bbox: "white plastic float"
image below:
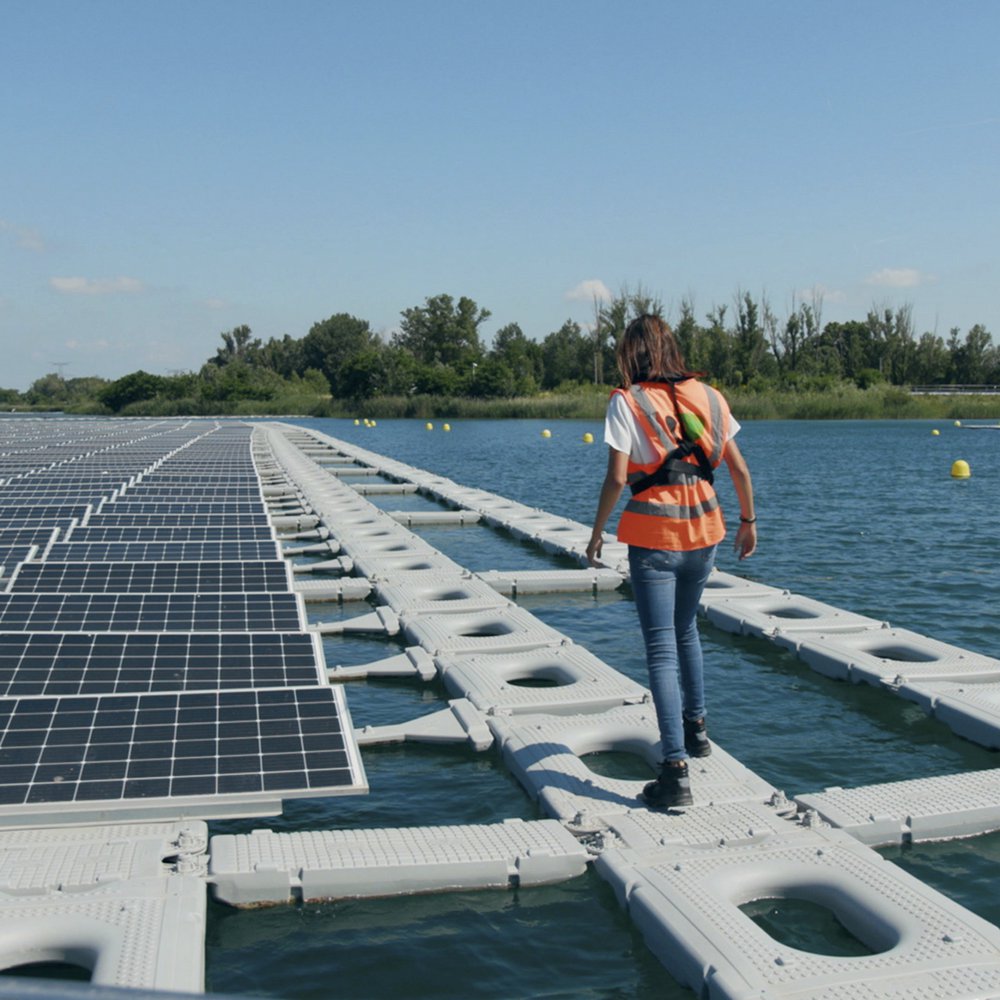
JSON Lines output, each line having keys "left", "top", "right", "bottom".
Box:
{"left": 400, "top": 606, "right": 568, "bottom": 657}
{"left": 487, "top": 705, "right": 780, "bottom": 833}
{"left": 704, "top": 590, "right": 886, "bottom": 639}
{"left": 0, "top": 822, "right": 207, "bottom": 992}
{"left": 209, "top": 819, "right": 590, "bottom": 907}
{"left": 795, "top": 768, "right": 1000, "bottom": 845}
{"left": 435, "top": 644, "right": 648, "bottom": 716}
{"left": 896, "top": 679, "right": 1000, "bottom": 749}
{"left": 793, "top": 627, "right": 1000, "bottom": 685}
{"left": 597, "top": 819, "right": 1000, "bottom": 1000}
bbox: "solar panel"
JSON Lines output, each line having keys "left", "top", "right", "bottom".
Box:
{"left": 0, "top": 686, "right": 359, "bottom": 814}
{"left": 0, "top": 593, "right": 303, "bottom": 632}
{"left": 45, "top": 541, "right": 281, "bottom": 563}
{"left": 0, "top": 546, "right": 32, "bottom": 572}
{"left": 87, "top": 513, "right": 271, "bottom": 527}
{"left": 0, "top": 632, "right": 323, "bottom": 696}
{"left": 11, "top": 561, "right": 291, "bottom": 594}
{"left": 0, "top": 516, "right": 78, "bottom": 529}
{"left": 0, "top": 416, "right": 370, "bottom": 822}
{"left": 61, "top": 526, "right": 274, "bottom": 544}
{"left": 0, "top": 528, "right": 57, "bottom": 547}
{"left": 123, "top": 488, "right": 262, "bottom": 498}
{"left": 0, "top": 504, "right": 92, "bottom": 520}
{"left": 106, "top": 502, "right": 264, "bottom": 515}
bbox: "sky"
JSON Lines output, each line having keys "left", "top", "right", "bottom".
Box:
{"left": 2, "top": 0, "right": 999, "bottom": 390}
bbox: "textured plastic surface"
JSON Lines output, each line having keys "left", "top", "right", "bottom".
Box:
{"left": 292, "top": 577, "right": 372, "bottom": 602}
{"left": 436, "top": 644, "right": 648, "bottom": 716}
{"left": 374, "top": 574, "right": 509, "bottom": 615}
{"left": 355, "top": 697, "right": 493, "bottom": 751}
{"left": 209, "top": 819, "right": 589, "bottom": 906}
{"left": 704, "top": 591, "right": 885, "bottom": 639}
{"left": 796, "top": 769, "right": 1000, "bottom": 845}
{"left": 401, "top": 606, "right": 567, "bottom": 656}
{"left": 597, "top": 822, "right": 1000, "bottom": 1000}
{"left": 794, "top": 627, "right": 1000, "bottom": 685}
{"left": 0, "top": 822, "right": 207, "bottom": 992}
{"left": 476, "top": 568, "right": 624, "bottom": 594}
{"left": 489, "top": 705, "right": 778, "bottom": 831}
{"left": 897, "top": 679, "right": 1000, "bottom": 750}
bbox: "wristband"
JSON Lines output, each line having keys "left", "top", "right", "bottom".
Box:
{"left": 739, "top": 516, "right": 757, "bottom": 524}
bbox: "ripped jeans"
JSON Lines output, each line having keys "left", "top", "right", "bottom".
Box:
{"left": 628, "top": 543, "right": 717, "bottom": 762}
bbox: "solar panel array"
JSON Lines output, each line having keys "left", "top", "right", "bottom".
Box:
{"left": 0, "top": 417, "right": 365, "bottom": 823}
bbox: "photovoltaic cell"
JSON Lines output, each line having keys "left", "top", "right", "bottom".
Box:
{"left": 0, "top": 632, "right": 322, "bottom": 696}
{"left": 0, "top": 686, "right": 359, "bottom": 813}
{"left": 0, "top": 593, "right": 303, "bottom": 632}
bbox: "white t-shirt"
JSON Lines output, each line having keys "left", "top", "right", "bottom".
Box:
{"left": 604, "top": 389, "right": 740, "bottom": 464}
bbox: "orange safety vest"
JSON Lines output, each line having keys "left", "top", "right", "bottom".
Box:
{"left": 614, "top": 379, "right": 732, "bottom": 551}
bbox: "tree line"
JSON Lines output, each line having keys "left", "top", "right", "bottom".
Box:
{"left": 5, "top": 287, "right": 998, "bottom": 414}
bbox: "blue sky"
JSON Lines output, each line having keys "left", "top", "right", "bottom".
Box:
{"left": 2, "top": 1, "right": 998, "bottom": 389}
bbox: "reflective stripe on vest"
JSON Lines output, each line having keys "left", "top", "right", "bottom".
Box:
{"left": 624, "top": 494, "right": 721, "bottom": 520}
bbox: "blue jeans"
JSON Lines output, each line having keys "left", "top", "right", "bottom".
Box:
{"left": 628, "top": 543, "right": 717, "bottom": 762}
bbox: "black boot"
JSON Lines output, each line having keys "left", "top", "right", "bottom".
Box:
{"left": 683, "top": 717, "right": 711, "bottom": 758}
{"left": 642, "top": 760, "right": 693, "bottom": 809}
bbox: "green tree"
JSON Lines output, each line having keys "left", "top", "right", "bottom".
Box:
{"left": 540, "top": 319, "right": 591, "bottom": 388}
{"left": 911, "top": 333, "right": 950, "bottom": 384}
{"left": 210, "top": 325, "right": 261, "bottom": 367}
{"left": 394, "top": 294, "right": 490, "bottom": 371}
{"left": 25, "top": 373, "right": 70, "bottom": 407}
{"left": 338, "top": 349, "right": 387, "bottom": 401}
{"left": 259, "top": 334, "right": 306, "bottom": 378}
{"left": 948, "top": 323, "right": 995, "bottom": 383}
{"left": 674, "top": 298, "right": 702, "bottom": 371}
{"left": 490, "top": 322, "right": 542, "bottom": 394}
{"left": 703, "top": 306, "right": 735, "bottom": 384}
{"left": 302, "top": 313, "right": 377, "bottom": 396}
{"left": 99, "top": 371, "right": 165, "bottom": 412}
{"left": 732, "top": 290, "right": 770, "bottom": 383}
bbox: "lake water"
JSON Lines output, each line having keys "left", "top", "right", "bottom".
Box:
{"left": 206, "top": 417, "right": 1000, "bottom": 999}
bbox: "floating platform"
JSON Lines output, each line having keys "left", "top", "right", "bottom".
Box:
{"left": 5, "top": 416, "right": 1000, "bottom": 1000}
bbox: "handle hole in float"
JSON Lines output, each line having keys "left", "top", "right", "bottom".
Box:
{"left": 740, "top": 897, "right": 881, "bottom": 957}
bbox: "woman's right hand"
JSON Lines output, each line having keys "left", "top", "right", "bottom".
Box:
{"left": 586, "top": 534, "right": 604, "bottom": 566}
{"left": 734, "top": 521, "right": 756, "bottom": 560}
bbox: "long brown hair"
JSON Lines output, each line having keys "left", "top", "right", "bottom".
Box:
{"left": 616, "top": 314, "right": 700, "bottom": 386}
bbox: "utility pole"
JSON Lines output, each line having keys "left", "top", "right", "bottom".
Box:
{"left": 51, "top": 362, "right": 68, "bottom": 378}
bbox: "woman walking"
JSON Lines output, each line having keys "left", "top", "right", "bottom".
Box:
{"left": 586, "top": 315, "right": 756, "bottom": 809}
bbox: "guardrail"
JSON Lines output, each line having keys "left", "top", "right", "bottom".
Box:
{"left": 909, "top": 384, "right": 1000, "bottom": 394}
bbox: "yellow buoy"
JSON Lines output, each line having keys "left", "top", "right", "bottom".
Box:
{"left": 931, "top": 429, "right": 940, "bottom": 436}
{"left": 954, "top": 420, "right": 962, "bottom": 427}
{"left": 425, "top": 422, "right": 433, "bottom": 431}
{"left": 541, "top": 429, "right": 552, "bottom": 438}
{"left": 443, "top": 423, "right": 451, "bottom": 432}
{"left": 354, "top": 418, "right": 360, "bottom": 426}
{"left": 370, "top": 420, "right": 377, "bottom": 427}
{"left": 951, "top": 459, "right": 971, "bottom": 479}
{"left": 582, "top": 432, "right": 594, "bottom": 444}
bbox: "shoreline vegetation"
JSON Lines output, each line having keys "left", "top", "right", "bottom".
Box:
{"left": 8, "top": 383, "right": 1000, "bottom": 422}
{"left": 5, "top": 288, "right": 1000, "bottom": 422}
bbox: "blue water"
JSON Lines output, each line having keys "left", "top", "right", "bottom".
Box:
{"left": 207, "top": 417, "right": 1000, "bottom": 998}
